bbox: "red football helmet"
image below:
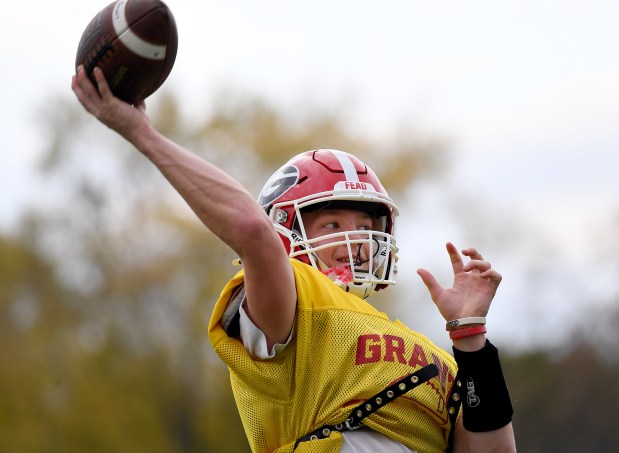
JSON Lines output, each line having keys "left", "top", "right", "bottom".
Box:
{"left": 258, "top": 149, "right": 399, "bottom": 299}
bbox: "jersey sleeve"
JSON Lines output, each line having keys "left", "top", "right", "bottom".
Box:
{"left": 239, "top": 300, "right": 296, "bottom": 359}
{"left": 222, "top": 283, "right": 296, "bottom": 359}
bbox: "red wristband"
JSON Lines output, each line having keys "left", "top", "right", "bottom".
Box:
{"left": 449, "top": 325, "right": 487, "bottom": 340}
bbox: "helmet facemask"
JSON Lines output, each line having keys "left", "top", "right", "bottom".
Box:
{"left": 272, "top": 195, "right": 399, "bottom": 299}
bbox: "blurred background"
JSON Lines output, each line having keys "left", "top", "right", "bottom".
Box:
{"left": 1, "top": 0, "right": 618, "bottom": 451}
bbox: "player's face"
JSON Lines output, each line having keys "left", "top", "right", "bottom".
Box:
{"left": 301, "top": 208, "right": 380, "bottom": 270}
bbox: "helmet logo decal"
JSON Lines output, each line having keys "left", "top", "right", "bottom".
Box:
{"left": 258, "top": 164, "right": 300, "bottom": 207}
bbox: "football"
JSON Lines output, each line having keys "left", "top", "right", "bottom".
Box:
{"left": 75, "top": 0, "right": 178, "bottom": 104}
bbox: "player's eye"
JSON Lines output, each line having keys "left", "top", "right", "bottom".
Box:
{"left": 323, "top": 222, "right": 340, "bottom": 229}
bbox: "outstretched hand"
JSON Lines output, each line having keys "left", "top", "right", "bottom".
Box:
{"left": 71, "top": 65, "right": 149, "bottom": 142}
{"left": 417, "top": 242, "right": 502, "bottom": 322}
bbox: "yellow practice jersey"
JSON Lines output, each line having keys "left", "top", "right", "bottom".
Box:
{"left": 209, "top": 259, "right": 458, "bottom": 453}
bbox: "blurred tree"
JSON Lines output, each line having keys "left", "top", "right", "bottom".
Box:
{"left": 0, "top": 87, "right": 447, "bottom": 451}
{"left": 0, "top": 230, "right": 77, "bottom": 451}
{"left": 4, "top": 82, "right": 618, "bottom": 451}
{"left": 5, "top": 81, "right": 618, "bottom": 451}
{"left": 502, "top": 340, "right": 619, "bottom": 452}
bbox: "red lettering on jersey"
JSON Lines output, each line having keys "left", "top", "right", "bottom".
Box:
{"left": 354, "top": 333, "right": 455, "bottom": 416}
{"left": 407, "top": 343, "right": 429, "bottom": 368}
{"left": 344, "top": 181, "right": 367, "bottom": 190}
{"left": 355, "top": 334, "right": 381, "bottom": 364}
{"left": 383, "top": 334, "right": 407, "bottom": 364}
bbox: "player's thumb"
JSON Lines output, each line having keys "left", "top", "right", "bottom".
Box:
{"left": 416, "top": 268, "right": 443, "bottom": 304}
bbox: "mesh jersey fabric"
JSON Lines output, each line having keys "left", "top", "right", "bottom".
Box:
{"left": 209, "top": 259, "right": 458, "bottom": 453}
{"left": 237, "top": 293, "right": 417, "bottom": 452}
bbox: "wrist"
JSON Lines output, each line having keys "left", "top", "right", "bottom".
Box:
{"left": 129, "top": 121, "right": 160, "bottom": 155}
{"left": 447, "top": 317, "right": 487, "bottom": 350}
{"left": 451, "top": 340, "right": 514, "bottom": 432}
{"left": 452, "top": 333, "right": 487, "bottom": 352}
{"left": 446, "top": 316, "right": 486, "bottom": 332}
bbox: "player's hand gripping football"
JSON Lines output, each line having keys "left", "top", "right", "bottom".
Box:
{"left": 72, "top": 65, "right": 150, "bottom": 143}
{"left": 417, "top": 242, "right": 502, "bottom": 324}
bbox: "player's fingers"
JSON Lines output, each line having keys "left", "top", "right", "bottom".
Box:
{"left": 480, "top": 268, "right": 502, "bottom": 284}
{"left": 72, "top": 67, "right": 99, "bottom": 112}
{"left": 462, "top": 247, "right": 483, "bottom": 261}
{"left": 461, "top": 248, "right": 490, "bottom": 274}
{"left": 75, "top": 66, "right": 94, "bottom": 93}
{"left": 463, "top": 259, "right": 492, "bottom": 273}
{"left": 75, "top": 66, "right": 101, "bottom": 100}
{"left": 71, "top": 74, "right": 83, "bottom": 97}
{"left": 92, "top": 67, "right": 113, "bottom": 99}
{"left": 446, "top": 242, "right": 464, "bottom": 273}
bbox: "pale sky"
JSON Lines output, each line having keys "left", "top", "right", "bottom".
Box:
{"left": 2, "top": 0, "right": 618, "bottom": 350}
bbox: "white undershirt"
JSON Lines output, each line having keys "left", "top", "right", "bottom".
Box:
{"left": 238, "top": 301, "right": 416, "bottom": 453}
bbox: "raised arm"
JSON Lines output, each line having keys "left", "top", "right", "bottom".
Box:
{"left": 71, "top": 66, "right": 296, "bottom": 346}
{"left": 417, "top": 242, "right": 516, "bottom": 452}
